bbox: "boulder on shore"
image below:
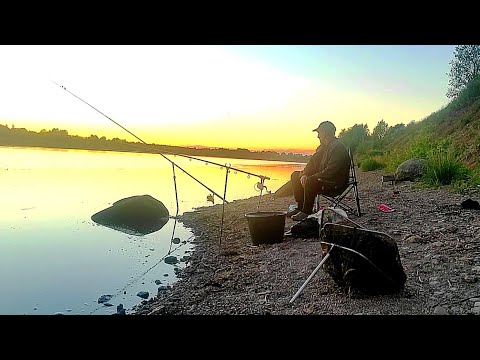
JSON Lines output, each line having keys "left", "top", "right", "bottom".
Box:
{"left": 395, "top": 158, "right": 427, "bottom": 182}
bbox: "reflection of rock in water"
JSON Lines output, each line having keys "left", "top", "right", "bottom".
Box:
{"left": 91, "top": 194, "right": 169, "bottom": 235}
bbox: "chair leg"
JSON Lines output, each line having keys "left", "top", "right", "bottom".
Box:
{"left": 319, "top": 186, "right": 362, "bottom": 217}
{"left": 355, "top": 191, "right": 361, "bottom": 217}
{"left": 353, "top": 186, "right": 361, "bottom": 217}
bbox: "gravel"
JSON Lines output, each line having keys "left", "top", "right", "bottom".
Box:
{"left": 132, "top": 169, "right": 480, "bottom": 315}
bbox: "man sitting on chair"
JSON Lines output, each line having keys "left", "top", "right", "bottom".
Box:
{"left": 289, "top": 121, "right": 351, "bottom": 221}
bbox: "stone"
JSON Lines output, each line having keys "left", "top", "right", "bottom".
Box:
{"left": 91, "top": 194, "right": 169, "bottom": 235}
{"left": 137, "top": 291, "right": 149, "bottom": 299}
{"left": 395, "top": 158, "right": 427, "bottom": 182}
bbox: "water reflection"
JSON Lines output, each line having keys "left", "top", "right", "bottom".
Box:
{"left": 0, "top": 146, "right": 302, "bottom": 315}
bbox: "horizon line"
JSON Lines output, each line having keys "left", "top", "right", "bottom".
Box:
{"left": 1, "top": 123, "right": 313, "bottom": 156}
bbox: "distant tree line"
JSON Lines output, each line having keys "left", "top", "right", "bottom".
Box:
{"left": 339, "top": 45, "right": 479, "bottom": 160}
{"left": 0, "top": 125, "right": 310, "bottom": 163}
{"left": 3, "top": 45, "right": 479, "bottom": 177}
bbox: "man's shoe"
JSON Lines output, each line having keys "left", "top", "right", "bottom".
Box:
{"left": 291, "top": 211, "right": 310, "bottom": 221}
{"left": 286, "top": 207, "right": 301, "bottom": 218}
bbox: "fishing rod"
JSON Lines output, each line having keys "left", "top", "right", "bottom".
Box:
{"left": 53, "top": 81, "right": 275, "bottom": 246}
{"left": 138, "top": 146, "right": 270, "bottom": 181}
{"left": 52, "top": 81, "right": 270, "bottom": 192}
{"left": 106, "top": 136, "right": 270, "bottom": 183}
{"left": 51, "top": 81, "right": 274, "bottom": 310}
{"left": 52, "top": 81, "right": 227, "bottom": 203}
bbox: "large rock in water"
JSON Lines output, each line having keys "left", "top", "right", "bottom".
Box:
{"left": 91, "top": 195, "right": 169, "bottom": 235}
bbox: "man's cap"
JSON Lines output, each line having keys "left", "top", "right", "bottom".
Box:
{"left": 312, "top": 121, "right": 336, "bottom": 133}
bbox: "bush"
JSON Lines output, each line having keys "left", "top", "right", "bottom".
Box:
{"left": 360, "top": 158, "right": 385, "bottom": 171}
{"left": 422, "top": 149, "right": 470, "bottom": 186}
{"left": 452, "top": 166, "right": 480, "bottom": 193}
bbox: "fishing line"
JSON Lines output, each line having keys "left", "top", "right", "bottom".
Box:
{"left": 52, "top": 81, "right": 223, "bottom": 313}
{"left": 219, "top": 165, "right": 230, "bottom": 245}
{"left": 167, "top": 163, "right": 180, "bottom": 255}
{"left": 50, "top": 81, "right": 278, "bottom": 313}
{"left": 88, "top": 233, "right": 195, "bottom": 315}
{"left": 53, "top": 81, "right": 274, "bottom": 248}
{"left": 52, "top": 81, "right": 227, "bottom": 205}
{"left": 52, "top": 81, "right": 270, "bottom": 201}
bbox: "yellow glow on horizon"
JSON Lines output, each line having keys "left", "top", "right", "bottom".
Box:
{"left": 1, "top": 46, "right": 451, "bottom": 155}
{"left": 8, "top": 80, "right": 446, "bottom": 155}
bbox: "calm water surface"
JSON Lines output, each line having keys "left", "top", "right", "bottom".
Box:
{"left": 0, "top": 146, "right": 302, "bottom": 315}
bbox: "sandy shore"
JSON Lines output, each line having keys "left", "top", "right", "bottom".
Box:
{"left": 133, "top": 169, "right": 480, "bottom": 315}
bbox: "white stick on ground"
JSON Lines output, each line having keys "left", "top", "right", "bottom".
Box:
{"left": 289, "top": 244, "right": 336, "bottom": 304}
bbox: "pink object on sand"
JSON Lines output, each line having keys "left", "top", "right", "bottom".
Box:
{"left": 377, "top": 203, "right": 395, "bottom": 213}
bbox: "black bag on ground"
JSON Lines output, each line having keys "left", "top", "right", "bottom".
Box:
{"left": 290, "top": 217, "right": 319, "bottom": 238}
{"left": 320, "top": 223, "right": 407, "bottom": 295}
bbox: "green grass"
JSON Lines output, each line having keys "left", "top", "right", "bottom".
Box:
{"left": 360, "top": 158, "right": 385, "bottom": 171}
{"left": 422, "top": 149, "right": 470, "bottom": 187}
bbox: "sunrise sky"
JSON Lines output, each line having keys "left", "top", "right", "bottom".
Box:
{"left": 0, "top": 45, "right": 455, "bottom": 154}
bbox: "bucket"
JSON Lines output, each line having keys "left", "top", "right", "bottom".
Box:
{"left": 245, "top": 211, "right": 287, "bottom": 245}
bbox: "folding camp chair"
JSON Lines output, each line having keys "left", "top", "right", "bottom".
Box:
{"left": 314, "top": 148, "right": 361, "bottom": 217}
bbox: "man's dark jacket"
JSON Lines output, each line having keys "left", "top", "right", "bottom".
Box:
{"left": 300, "top": 138, "right": 350, "bottom": 185}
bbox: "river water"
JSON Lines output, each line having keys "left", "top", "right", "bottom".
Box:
{"left": 0, "top": 146, "right": 303, "bottom": 315}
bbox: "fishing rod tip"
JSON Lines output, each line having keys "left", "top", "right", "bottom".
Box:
{"left": 51, "top": 80, "right": 66, "bottom": 90}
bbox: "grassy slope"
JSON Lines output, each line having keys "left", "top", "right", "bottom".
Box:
{"left": 383, "top": 79, "right": 480, "bottom": 170}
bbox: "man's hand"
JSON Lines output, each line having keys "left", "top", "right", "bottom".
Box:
{"left": 300, "top": 175, "right": 308, "bottom": 187}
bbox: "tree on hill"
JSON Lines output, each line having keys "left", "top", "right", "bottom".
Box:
{"left": 372, "top": 119, "right": 388, "bottom": 141}
{"left": 446, "top": 45, "right": 480, "bottom": 99}
{"left": 338, "top": 123, "right": 369, "bottom": 154}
